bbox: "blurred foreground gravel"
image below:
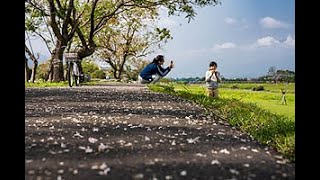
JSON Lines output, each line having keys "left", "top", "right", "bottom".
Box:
{"left": 25, "top": 84, "right": 295, "bottom": 180}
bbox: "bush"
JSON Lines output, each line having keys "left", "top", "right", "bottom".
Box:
{"left": 231, "top": 85, "right": 239, "bottom": 89}
{"left": 91, "top": 70, "right": 106, "bottom": 79}
{"left": 252, "top": 85, "right": 264, "bottom": 91}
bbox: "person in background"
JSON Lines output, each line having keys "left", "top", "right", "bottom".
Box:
{"left": 138, "top": 55, "right": 174, "bottom": 84}
{"left": 205, "top": 61, "right": 222, "bottom": 98}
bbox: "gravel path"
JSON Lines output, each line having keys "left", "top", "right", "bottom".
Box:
{"left": 25, "top": 84, "right": 295, "bottom": 180}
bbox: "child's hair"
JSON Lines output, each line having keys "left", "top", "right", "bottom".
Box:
{"left": 209, "top": 61, "right": 217, "bottom": 67}
{"left": 152, "top": 55, "right": 164, "bottom": 64}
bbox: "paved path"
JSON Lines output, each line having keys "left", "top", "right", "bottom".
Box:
{"left": 25, "top": 84, "right": 295, "bottom": 180}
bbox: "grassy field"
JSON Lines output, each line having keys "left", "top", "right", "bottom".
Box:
{"left": 174, "top": 83, "right": 295, "bottom": 120}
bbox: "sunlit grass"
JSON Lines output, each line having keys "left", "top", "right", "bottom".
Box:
{"left": 220, "top": 82, "right": 295, "bottom": 93}
{"left": 149, "top": 83, "right": 295, "bottom": 162}
{"left": 220, "top": 89, "right": 295, "bottom": 120}
{"left": 25, "top": 81, "right": 69, "bottom": 87}
{"left": 25, "top": 79, "right": 102, "bottom": 87}
{"left": 173, "top": 83, "right": 295, "bottom": 120}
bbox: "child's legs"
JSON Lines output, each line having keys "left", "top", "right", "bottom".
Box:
{"left": 207, "top": 88, "right": 214, "bottom": 97}
{"left": 213, "top": 88, "right": 219, "bottom": 98}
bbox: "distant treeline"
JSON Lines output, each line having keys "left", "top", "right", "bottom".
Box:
{"left": 172, "top": 69, "right": 295, "bottom": 84}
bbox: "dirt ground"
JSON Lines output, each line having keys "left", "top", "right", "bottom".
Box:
{"left": 25, "top": 84, "right": 295, "bottom": 180}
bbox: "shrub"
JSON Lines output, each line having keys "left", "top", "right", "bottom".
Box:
{"left": 231, "top": 85, "right": 239, "bottom": 89}
{"left": 252, "top": 85, "right": 264, "bottom": 91}
{"left": 91, "top": 70, "right": 106, "bottom": 79}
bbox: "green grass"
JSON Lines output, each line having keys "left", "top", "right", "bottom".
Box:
{"left": 220, "top": 82, "right": 295, "bottom": 93}
{"left": 174, "top": 83, "right": 295, "bottom": 120}
{"left": 25, "top": 79, "right": 101, "bottom": 87}
{"left": 25, "top": 81, "right": 69, "bottom": 87}
{"left": 220, "top": 89, "right": 294, "bottom": 119}
{"left": 148, "top": 83, "right": 295, "bottom": 162}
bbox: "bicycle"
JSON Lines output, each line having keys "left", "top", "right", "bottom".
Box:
{"left": 64, "top": 52, "right": 82, "bottom": 87}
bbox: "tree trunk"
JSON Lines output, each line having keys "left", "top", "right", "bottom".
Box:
{"left": 52, "top": 53, "right": 64, "bottom": 82}
{"left": 25, "top": 57, "right": 30, "bottom": 82}
{"left": 52, "top": 43, "right": 67, "bottom": 82}
{"left": 116, "top": 69, "right": 122, "bottom": 80}
{"left": 118, "top": 57, "right": 127, "bottom": 80}
{"left": 25, "top": 45, "right": 39, "bottom": 82}
{"left": 113, "top": 70, "right": 118, "bottom": 79}
{"left": 45, "top": 60, "right": 53, "bottom": 82}
{"left": 30, "top": 60, "right": 38, "bottom": 83}
{"left": 45, "top": 55, "right": 54, "bottom": 82}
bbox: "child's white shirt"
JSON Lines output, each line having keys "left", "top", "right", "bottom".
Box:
{"left": 205, "top": 70, "right": 221, "bottom": 89}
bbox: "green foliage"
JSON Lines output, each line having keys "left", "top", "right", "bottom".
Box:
{"left": 36, "top": 60, "right": 50, "bottom": 80}
{"left": 155, "top": 28, "right": 172, "bottom": 42}
{"left": 148, "top": 83, "right": 295, "bottom": 162}
{"left": 82, "top": 60, "right": 100, "bottom": 73}
{"left": 81, "top": 60, "right": 106, "bottom": 79}
{"left": 91, "top": 70, "right": 106, "bottom": 79}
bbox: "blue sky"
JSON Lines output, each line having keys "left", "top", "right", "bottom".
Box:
{"left": 152, "top": 0, "right": 295, "bottom": 79}
{"left": 27, "top": 0, "right": 295, "bottom": 79}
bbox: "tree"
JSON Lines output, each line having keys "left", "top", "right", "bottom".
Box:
{"left": 267, "top": 66, "right": 277, "bottom": 82}
{"left": 73, "top": 0, "right": 221, "bottom": 61}
{"left": 275, "top": 70, "right": 295, "bottom": 83}
{"left": 261, "top": 67, "right": 295, "bottom": 83}
{"left": 95, "top": 8, "right": 170, "bottom": 79}
{"left": 26, "top": 0, "right": 80, "bottom": 82}
{"left": 25, "top": 56, "right": 30, "bottom": 82}
{"left": 81, "top": 59, "right": 106, "bottom": 79}
{"left": 36, "top": 60, "right": 51, "bottom": 80}
{"left": 124, "top": 58, "right": 151, "bottom": 81}
{"left": 26, "top": 0, "right": 221, "bottom": 82}
{"left": 25, "top": 44, "right": 39, "bottom": 83}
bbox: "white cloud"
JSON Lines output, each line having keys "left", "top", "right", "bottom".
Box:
{"left": 259, "top": 17, "right": 289, "bottom": 28}
{"left": 256, "top": 36, "right": 280, "bottom": 47}
{"left": 283, "top": 34, "right": 295, "bottom": 47}
{"left": 251, "top": 35, "right": 295, "bottom": 48}
{"left": 213, "top": 42, "right": 237, "bottom": 50}
{"left": 224, "top": 17, "right": 237, "bottom": 24}
{"left": 185, "top": 35, "right": 293, "bottom": 56}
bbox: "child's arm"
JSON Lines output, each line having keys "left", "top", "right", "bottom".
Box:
{"left": 215, "top": 71, "right": 222, "bottom": 83}
{"left": 205, "top": 71, "right": 213, "bottom": 82}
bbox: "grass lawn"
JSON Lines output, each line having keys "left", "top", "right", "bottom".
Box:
{"left": 173, "top": 83, "right": 295, "bottom": 120}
